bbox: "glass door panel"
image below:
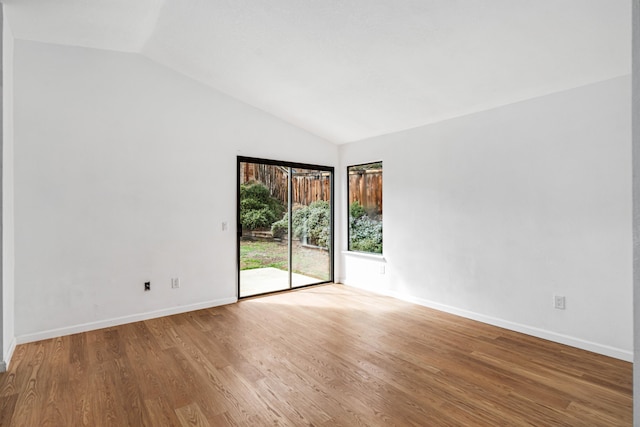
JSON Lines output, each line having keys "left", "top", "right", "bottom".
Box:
{"left": 290, "top": 168, "right": 332, "bottom": 287}
{"left": 239, "top": 161, "right": 290, "bottom": 297}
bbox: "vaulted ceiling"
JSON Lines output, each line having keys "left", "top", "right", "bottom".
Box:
{"left": 4, "top": 0, "right": 631, "bottom": 143}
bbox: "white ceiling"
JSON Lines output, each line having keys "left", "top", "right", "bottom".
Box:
{"left": 5, "top": 0, "right": 631, "bottom": 143}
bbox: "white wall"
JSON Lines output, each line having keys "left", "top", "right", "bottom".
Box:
{"left": 2, "top": 10, "right": 15, "bottom": 370}
{"left": 340, "top": 76, "right": 632, "bottom": 361}
{"left": 13, "top": 40, "right": 338, "bottom": 341}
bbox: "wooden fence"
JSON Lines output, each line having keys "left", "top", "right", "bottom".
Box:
{"left": 241, "top": 163, "right": 289, "bottom": 202}
{"left": 240, "top": 162, "right": 331, "bottom": 206}
{"left": 348, "top": 169, "right": 382, "bottom": 216}
{"left": 240, "top": 162, "right": 382, "bottom": 214}
{"left": 291, "top": 172, "right": 331, "bottom": 206}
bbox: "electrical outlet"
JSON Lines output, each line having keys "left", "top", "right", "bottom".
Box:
{"left": 144, "top": 282, "right": 151, "bottom": 291}
{"left": 554, "top": 295, "right": 565, "bottom": 310}
{"left": 222, "top": 222, "right": 228, "bottom": 231}
{"left": 171, "top": 277, "right": 180, "bottom": 289}
{"left": 379, "top": 265, "right": 385, "bottom": 274}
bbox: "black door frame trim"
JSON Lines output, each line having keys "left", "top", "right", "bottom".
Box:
{"left": 237, "top": 156, "right": 335, "bottom": 299}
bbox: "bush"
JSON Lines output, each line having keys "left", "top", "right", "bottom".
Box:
{"left": 271, "top": 200, "right": 330, "bottom": 248}
{"left": 349, "top": 211, "right": 382, "bottom": 254}
{"left": 302, "top": 201, "right": 330, "bottom": 248}
{"left": 350, "top": 201, "right": 367, "bottom": 220}
{"left": 240, "top": 182, "right": 284, "bottom": 230}
{"left": 271, "top": 216, "right": 288, "bottom": 239}
{"left": 241, "top": 208, "right": 273, "bottom": 230}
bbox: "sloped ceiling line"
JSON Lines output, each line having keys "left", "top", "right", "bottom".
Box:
{"left": 5, "top": 0, "right": 631, "bottom": 144}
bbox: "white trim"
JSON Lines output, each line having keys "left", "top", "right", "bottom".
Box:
{"left": 0, "top": 337, "right": 16, "bottom": 372}
{"left": 341, "top": 250, "right": 386, "bottom": 261}
{"left": 343, "top": 282, "right": 633, "bottom": 362}
{"left": 16, "top": 297, "right": 237, "bottom": 345}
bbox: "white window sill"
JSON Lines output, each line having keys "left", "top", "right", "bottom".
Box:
{"left": 342, "top": 251, "right": 386, "bottom": 262}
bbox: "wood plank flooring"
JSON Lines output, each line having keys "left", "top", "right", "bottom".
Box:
{"left": 0, "top": 284, "right": 632, "bottom": 426}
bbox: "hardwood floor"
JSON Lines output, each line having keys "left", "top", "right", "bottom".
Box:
{"left": 0, "top": 284, "right": 632, "bottom": 426}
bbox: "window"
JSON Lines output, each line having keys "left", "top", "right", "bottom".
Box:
{"left": 348, "top": 162, "right": 382, "bottom": 254}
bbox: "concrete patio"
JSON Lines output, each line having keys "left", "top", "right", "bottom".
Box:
{"left": 240, "top": 267, "right": 325, "bottom": 297}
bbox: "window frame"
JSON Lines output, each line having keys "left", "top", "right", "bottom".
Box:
{"left": 347, "top": 161, "right": 383, "bottom": 255}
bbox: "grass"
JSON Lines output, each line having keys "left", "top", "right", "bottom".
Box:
{"left": 240, "top": 239, "right": 330, "bottom": 280}
{"left": 240, "top": 240, "right": 288, "bottom": 271}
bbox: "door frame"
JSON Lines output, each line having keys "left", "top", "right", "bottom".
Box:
{"left": 237, "top": 156, "right": 335, "bottom": 299}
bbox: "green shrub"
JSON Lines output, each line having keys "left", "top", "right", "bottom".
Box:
{"left": 350, "top": 214, "right": 382, "bottom": 254}
{"left": 303, "top": 201, "right": 330, "bottom": 248}
{"left": 271, "top": 216, "right": 288, "bottom": 239}
{"left": 349, "top": 201, "right": 367, "bottom": 220}
{"left": 241, "top": 208, "right": 273, "bottom": 230}
{"left": 271, "top": 200, "right": 330, "bottom": 248}
{"left": 240, "top": 182, "right": 284, "bottom": 230}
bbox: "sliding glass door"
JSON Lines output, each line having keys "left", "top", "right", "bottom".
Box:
{"left": 238, "top": 158, "right": 333, "bottom": 298}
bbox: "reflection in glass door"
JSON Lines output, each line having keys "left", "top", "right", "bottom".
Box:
{"left": 290, "top": 168, "right": 332, "bottom": 287}
{"left": 238, "top": 158, "right": 333, "bottom": 298}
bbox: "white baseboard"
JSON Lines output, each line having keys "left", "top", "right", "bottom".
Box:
{"left": 343, "top": 282, "right": 633, "bottom": 362}
{"left": 0, "top": 337, "right": 17, "bottom": 372}
{"left": 16, "top": 297, "right": 238, "bottom": 345}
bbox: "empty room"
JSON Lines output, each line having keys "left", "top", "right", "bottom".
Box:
{"left": 0, "top": 0, "right": 637, "bottom": 425}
